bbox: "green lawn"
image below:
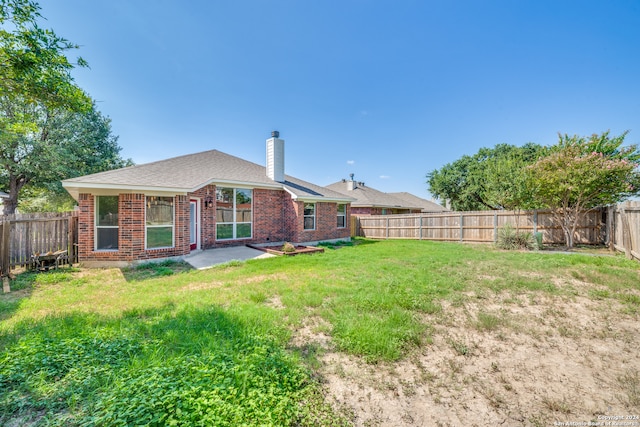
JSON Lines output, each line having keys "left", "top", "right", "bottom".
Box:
{"left": 1, "top": 239, "right": 639, "bottom": 426}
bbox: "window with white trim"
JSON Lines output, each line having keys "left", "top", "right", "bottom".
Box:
{"left": 337, "top": 203, "right": 346, "bottom": 228}
{"left": 95, "top": 196, "right": 119, "bottom": 250}
{"left": 216, "top": 188, "right": 252, "bottom": 240}
{"left": 303, "top": 203, "right": 315, "bottom": 230}
{"left": 146, "top": 196, "right": 174, "bottom": 248}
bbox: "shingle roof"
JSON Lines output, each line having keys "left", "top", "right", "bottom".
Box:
{"left": 388, "top": 192, "right": 448, "bottom": 212}
{"left": 325, "top": 181, "right": 448, "bottom": 211}
{"left": 62, "top": 149, "right": 353, "bottom": 202}
{"left": 325, "top": 181, "right": 418, "bottom": 209}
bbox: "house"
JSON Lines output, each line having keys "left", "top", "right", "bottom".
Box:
{"left": 388, "top": 192, "right": 448, "bottom": 213}
{"left": 62, "top": 132, "right": 354, "bottom": 266}
{"left": 325, "top": 175, "right": 447, "bottom": 216}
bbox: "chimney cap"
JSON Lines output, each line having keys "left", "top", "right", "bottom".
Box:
{"left": 271, "top": 130, "right": 280, "bottom": 138}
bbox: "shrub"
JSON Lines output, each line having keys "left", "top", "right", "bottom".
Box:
{"left": 282, "top": 242, "right": 296, "bottom": 253}
{"left": 496, "top": 224, "right": 536, "bottom": 250}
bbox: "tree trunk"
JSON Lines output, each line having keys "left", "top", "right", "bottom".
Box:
{"left": 2, "top": 194, "right": 18, "bottom": 216}
{"left": 3, "top": 174, "right": 27, "bottom": 216}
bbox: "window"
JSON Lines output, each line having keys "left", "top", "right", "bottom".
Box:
{"left": 146, "top": 196, "right": 174, "bottom": 248}
{"left": 96, "top": 196, "right": 119, "bottom": 250}
{"left": 216, "top": 188, "right": 252, "bottom": 240}
{"left": 337, "top": 204, "right": 346, "bottom": 228}
{"left": 304, "top": 203, "right": 315, "bottom": 230}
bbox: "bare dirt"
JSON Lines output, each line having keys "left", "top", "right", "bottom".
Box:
{"left": 291, "top": 287, "right": 640, "bottom": 426}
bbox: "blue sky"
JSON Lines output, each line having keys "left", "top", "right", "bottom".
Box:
{"left": 41, "top": 1, "right": 640, "bottom": 200}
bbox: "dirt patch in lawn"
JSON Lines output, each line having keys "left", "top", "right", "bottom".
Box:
{"left": 292, "top": 289, "right": 640, "bottom": 426}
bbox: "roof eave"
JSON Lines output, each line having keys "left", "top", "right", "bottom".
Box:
{"left": 284, "top": 187, "right": 355, "bottom": 203}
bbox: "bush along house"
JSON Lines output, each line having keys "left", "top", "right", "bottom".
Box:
{"left": 62, "top": 132, "right": 354, "bottom": 266}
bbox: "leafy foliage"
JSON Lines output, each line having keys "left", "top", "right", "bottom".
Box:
{"left": 0, "top": 100, "right": 131, "bottom": 213}
{"left": 0, "top": 1, "right": 130, "bottom": 214}
{"left": 426, "top": 143, "right": 544, "bottom": 211}
{"left": 526, "top": 131, "right": 640, "bottom": 247}
{"left": 496, "top": 224, "right": 536, "bottom": 251}
{"left": 0, "top": 0, "right": 90, "bottom": 110}
{"left": 0, "top": 306, "right": 345, "bottom": 426}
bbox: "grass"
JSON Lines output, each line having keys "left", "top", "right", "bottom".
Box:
{"left": 1, "top": 238, "right": 639, "bottom": 425}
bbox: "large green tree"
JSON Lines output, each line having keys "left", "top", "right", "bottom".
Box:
{"left": 6, "top": 101, "right": 133, "bottom": 213}
{"left": 1, "top": 0, "right": 127, "bottom": 214}
{"left": 526, "top": 131, "right": 640, "bottom": 248}
{"left": 426, "top": 143, "right": 544, "bottom": 211}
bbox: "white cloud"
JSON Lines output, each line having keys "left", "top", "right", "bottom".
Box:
{"left": 347, "top": 160, "right": 355, "bottom": 165}
{"left": 380, "top": 175, "right": 391, "bottom": 179}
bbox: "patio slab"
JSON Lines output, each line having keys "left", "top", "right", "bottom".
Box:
{"left": 183, "top": 246, "right": 275, "bottom": 270}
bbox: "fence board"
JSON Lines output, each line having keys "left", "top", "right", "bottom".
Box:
{"left": 354, "top": 208, "right": 605, "bottom": 245}
{"left": 0, "top": 212, "right": 78, "bottom": 274}
{"left": 612, "top": 201, "right": 640, "bottom": 260}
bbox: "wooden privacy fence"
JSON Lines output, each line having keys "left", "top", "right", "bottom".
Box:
{"left": 0, "top": 212, "right": 78, "bottom": 276}
{"left": 353, "top": 208, "right": 605, "bottom": 245}
{"left": 609, "top": 201, "right": 640, "bottom": 261}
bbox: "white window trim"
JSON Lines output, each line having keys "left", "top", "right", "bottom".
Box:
{"left": 145, "top": 196, "right": 175, "bottom": 250}
{"left": 95, "top": 195, "right": 119, "bottom": 252}
{"left": 337, "top": 204, "right": 346, "bottom": 229}
{"left": 304, "top": 203, "right": 316, "bottom": 231}
{"left": 216, "top": 188, "right": 253, "bottom": 241}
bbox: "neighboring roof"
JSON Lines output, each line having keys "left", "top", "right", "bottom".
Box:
{"left": 0, "top": 191, "right": 8, "bottom": 199}
{"left": 62, "top": 149, "right": 354, "bottom": 203}
{"left": 326, "top": 180, "right": 420, "bottom": 209}
{"left": 388, "top": 192, "right": 448, "bottom": 212}
{"left": 325, "top": 181, "right": 448, "bottom": 212}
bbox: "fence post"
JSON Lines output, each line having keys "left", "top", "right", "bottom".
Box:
{"left": 68, "top": 215, "right": 75, "bottom": 265}
{"left": 2, "top": 220, "right": 11, "bottom": 292}
{"left": 533, "top": 210, "right": 538, "bottom": 234}
{"left": 606, "top": 205, "right": 614, "bottom": 252}
{"left": 493, "top": 212, "right": 498, "bottom": 243}
{"left": 459, "top": 213, "right": 463, "bottom": 242}
{"left": 620, "top": 207, "right": 633, "bottom": 260}
{"left": 386, "top": 217, "right": 390, "bottom": 239}
{"left": 419, "top": 215, "right": 423, "bottom": 240}
{"left": 0, "top": 221, "right": 5, "bottom": 277}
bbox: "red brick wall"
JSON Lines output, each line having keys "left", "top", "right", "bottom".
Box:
{"left": 252, "top": 189, "right": 286, "bottom": 244}
{"left": 78, "top": 193, "right": 190, "bottom": 263}
{"left": 286, "top": 200, "right": 351, "bottom": 243}
{"left": 77, "top": 188, "right": 350, "bottom": 263}
{"left": 77, "top": 194, "right": 94, "bottom": 260}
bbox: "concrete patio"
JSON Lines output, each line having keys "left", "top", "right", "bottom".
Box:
{"left": 183, "top": 246, "right": 275, "bottom": 270}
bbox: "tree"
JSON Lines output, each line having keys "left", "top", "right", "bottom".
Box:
{"left": 426, "top": 143, "right": 544, "bottom": 211}
{"left": 526, "top": 131, "right": 640, "bottom": 248}
{"left": 0, "top": 0, "right": 125, "bottom": 214}
{"left": 1, "top": 0, "right": 90, "bottom": 110}
{"left": 0, "top": 99, "right": 132, "bottom": 214}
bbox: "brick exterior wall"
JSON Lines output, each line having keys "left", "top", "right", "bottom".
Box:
{"left": 78, "top": 187, "right": 350, "bottom": 264}
{"left": 78, "top": 193, "right": 190, "bottom": 263}
{"left": 286, "top": 200, "right": 351, "bottom": 243}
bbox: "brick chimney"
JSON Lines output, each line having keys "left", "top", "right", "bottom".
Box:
{"left": 266, "top": 131, "right": 285, "bottom": 182}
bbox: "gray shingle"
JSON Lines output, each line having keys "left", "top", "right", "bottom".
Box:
{"left": 63, "top": 149, "right": 354, "bottom": 202}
